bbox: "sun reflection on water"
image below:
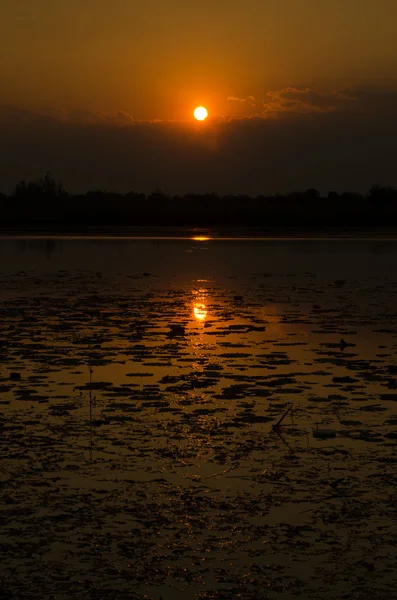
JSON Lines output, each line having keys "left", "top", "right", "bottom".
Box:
{"left": 192, "top": 287, "right": 209, "bottom": 322}
{"left": 193, "top": 302, "right": 207, "bottom": 321}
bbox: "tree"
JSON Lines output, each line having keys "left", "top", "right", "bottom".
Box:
{"left": 369, "top": 185, "right": 397, "bottom": 206}
{"left": 305, "top": 188, "right": 320, "bottom": 200}
{"left": 13, "top": 171, "right": 67, "bottom": 200}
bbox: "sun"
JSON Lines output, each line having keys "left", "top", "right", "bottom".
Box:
{"left": 194, "top": 106, "right": 208, "bottom": 121}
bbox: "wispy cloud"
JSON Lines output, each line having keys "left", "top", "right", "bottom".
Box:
{"left": 3, "top": 86, "right": 397, "bottom": 129}
{"left": 0, "top": 105, "right": 136, "bottom": 126}
{"left": 227, "top": 87, "right": 397, "bottom": 118}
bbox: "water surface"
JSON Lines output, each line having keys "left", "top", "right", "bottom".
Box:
{"left": 1, "top": 236, "right": 397, "bottom": 599}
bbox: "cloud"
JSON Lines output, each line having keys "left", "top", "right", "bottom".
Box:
{"left": 227, "top": 87, "right": 397, "bottom": 118}
{"left": 0, "top": 105, "right": 136, "bottom": 127}
{"left": 1, "top": 90, "right": 397, "bottom": 196}
{"left": 3, "top": 85, "right": 397, "bottom": 131}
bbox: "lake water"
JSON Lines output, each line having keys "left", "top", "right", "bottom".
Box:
{"left": 1, "top": 235, "right": 397, "bottom": 599}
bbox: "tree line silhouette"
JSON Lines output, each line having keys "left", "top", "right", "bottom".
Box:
{"left": 1, "top": 172, "right": 397, "bottom": 229}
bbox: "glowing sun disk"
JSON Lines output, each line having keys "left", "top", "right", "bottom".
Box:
{"left": 194, "top": 106, "right": 208, "bottom": 121}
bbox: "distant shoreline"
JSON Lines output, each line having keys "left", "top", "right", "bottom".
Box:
{"left": 2, "top": 175, "right": 397, "bottom": 233}
{"left": 1, "top": 225, "right": 397, "bottom": 240}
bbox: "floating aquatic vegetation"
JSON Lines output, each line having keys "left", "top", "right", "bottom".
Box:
{"left": 2, "top": 239, "right": 397, "bottom": 598}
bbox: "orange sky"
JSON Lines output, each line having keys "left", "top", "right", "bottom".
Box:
{"left": 1, "top": 0, "right": 397, "bottom": 120}
{"left": 1, "top": 0, "right": 397, "bottom": 194}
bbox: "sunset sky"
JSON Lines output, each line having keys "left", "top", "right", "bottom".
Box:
{"left": 1, "top": 0, "right": 397, "bottom": 194}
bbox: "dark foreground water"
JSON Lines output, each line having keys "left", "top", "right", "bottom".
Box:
{"left": 1, "top": 235, "right": 397, "bottom": 599}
